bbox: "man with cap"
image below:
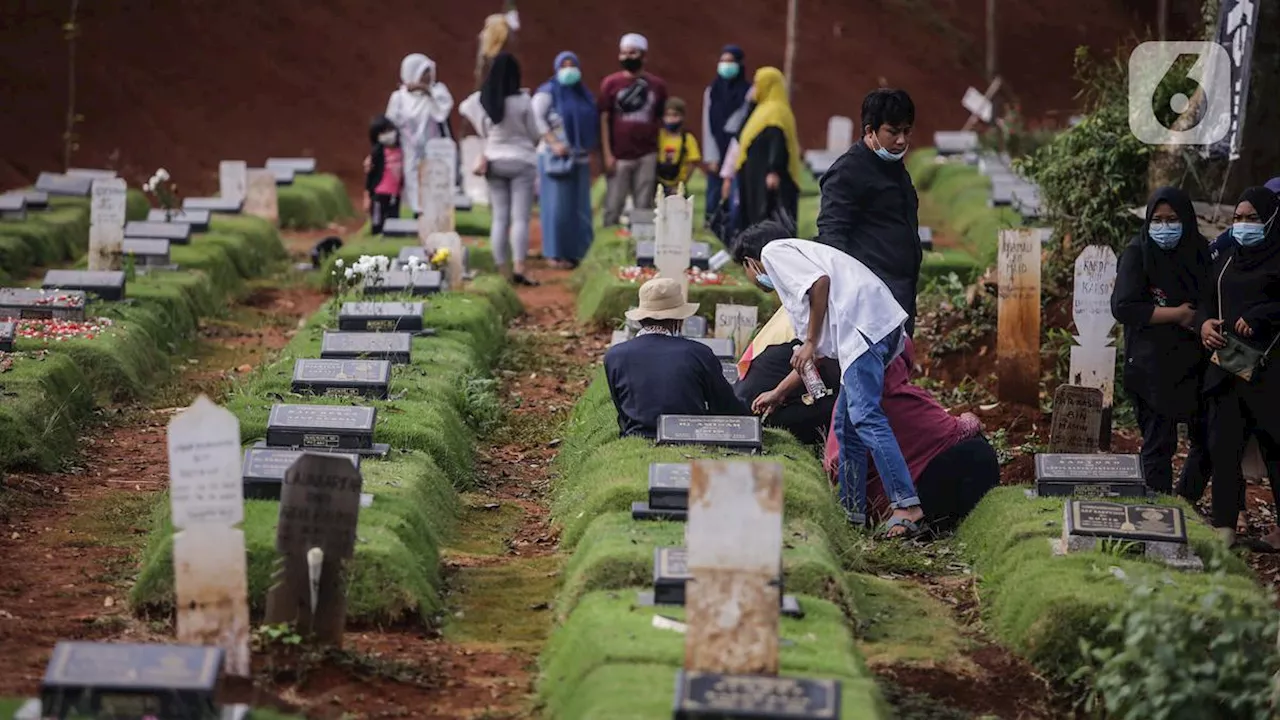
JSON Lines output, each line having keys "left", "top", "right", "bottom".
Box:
{"left": 598, "top": 32, "right": 669, "bottom": 227}
{"left": 604, "top": 278, "right": 747, "bottom": 438}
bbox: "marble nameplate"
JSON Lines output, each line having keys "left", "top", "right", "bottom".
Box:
{"left": 121, "top": 239, "right": 172, "bottom": 267}
{"left": 290, "top": 358, "right": 391, "bottom": 399}
{"left": 40, "top": 642, "right": 221, "bottom": 720}
{"left": 42, "top": 270, "right": 126, "bottom": 301}
{"left": 672, "top": 670, "right": 840, "bottom": 719}
{"left": 337, "top": 302, "right": 425, "bottom": 333}
{"left": 182, "top": 197, "right": 243, "bottom": 214}
{"left": 320, "top": 331, "right": 412, "bottom": 365}
{"left": 124, "top": 221, "right": 192, "bottom": 244}
{"left": 656, "top": 415, "right": 762, "bottom": 452}
{"left": 0, "top": 288, "right": 87, "bottom": 321}
{"left": 241, "top": 447, "right": 361, "bottom": 500}
{"left": 1035, "top": 453, "right": 1146, "bottom": 498}
{"left": 147, "top": 208, "right": 210, "bottom": 232}
{"left": 266, "top": 157, "right": 317, "bottom": 175}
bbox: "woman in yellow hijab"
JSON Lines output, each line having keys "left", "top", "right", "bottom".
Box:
{"left": 734, "top": 67, "right": 802, "bottom": 227}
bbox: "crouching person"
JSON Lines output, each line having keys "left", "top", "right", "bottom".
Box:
{"left": 604, "top": 277, "right": 748, "bottom": 438}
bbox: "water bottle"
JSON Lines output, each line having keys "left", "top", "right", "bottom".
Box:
{"left": 799, "top": 359, "right": 831, "bottom": 405}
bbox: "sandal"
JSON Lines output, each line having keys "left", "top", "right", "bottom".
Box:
{"left": 513, "top": 273, "right": 541, "bottom": 287}
{"left": 879, "top": 516, "right": 924, "bottom": 540}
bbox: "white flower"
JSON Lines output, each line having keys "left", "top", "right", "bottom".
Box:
{"left": 142, "top": 182, "right": 152, "bottom": 193}
{"left": 344, "top": 267, "right": 356, "bottom": 280}
{"left": 334, "top": 258, "right": 344, "bottom": 268}
{"left": 155, "top": 168, "right": 169, "bottom": 182}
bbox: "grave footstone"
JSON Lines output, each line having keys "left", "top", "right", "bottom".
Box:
{"left": 148, "top": 208, "right": 210, "bottom": 232}
{"left": 0, "top": 288, "right": 87, "bottom": 320}
{"left": 673, "top": 672, "right": 841, "bottom": 719}
{"left": 125, "top": 220, "right": 193, "bottom": 244}
{"left": 0, "top": 192, "right": 27, "bottom": 221}
{"left": 35, "top": 172, "right": 93, "bottom": 197}
{"left": 996, "top": 229, "right": 1043, "bottom": 405}
{"left": 630, "top": 208, "right": 656, "bottom": 242}
{"left": 919, "top": 226, "right": 934, "bottom": 251}
{"left": 264, "top": 404, "right": 387, "bottom": 456}
{"left": 320, "top": 331, "right": 412, "bottom": 364}
{"left": 1048, "top": 385, "right": 1104, "bottom": 454}
{"left": 183, "top": 196, "right": 243, "bottom": 214}
{"left": 291, "top": 358, "right": 391, "bottom": 399}
{"left": 721, "top": 359, "right": 740, "bottom": 387}
{"left": 934, "top": 130, "right": 980, "bottom": 155}
{"left": 268, "top": 166, "right": 296, "bottom": 185}
{"left": 241, "top": 447, "right": 360, "bottom": 500}
{"left": 1059, "top": 499, "right": 1200, "bottom": 570}
{"left": 636, "top": 240, "right": 655, "bottom": 268}
{"left": 40, "top": 642, "right": 222, "bottom": 720}
{"left": 88, "top": 178, "right": 128, "bottom": 271}
{"left": 460, "top": 136, "right": 489, "bottom": 206}
{"left": 382, "top": 217, "right": 418, "bottom": 237}
{"left": 682, "top": 315, "right": 708, "bottom": 338}
{"left": 264, "top": 454, "right": 363, "bottom": 644}
{"left": 42, "top": 270, "right": 126, "bottom": 301}
{"left": 167, "top": 396, "right": 251, "bottom": 676}
{"left": 714, "top": 304, "right": 757, "bottom": 360}
{"left": 1069, "top": 245, "right": 1118, "bottom": 450}
{"left": 362, "top": 268, "right": 443, "bottom": 296}
{"left": 0, "top": 320, "right": 14, "bottom": 352}
{"left": 338, "top": 301, "right": 424, "bottom": 333}
{"left": 1034, "top": 453, "right": 1146, "bottom": 497}
{"left": 655, "top": 190, "right": 694, "bottom": 296}
{"left": 418, "top": 139, "right": 456, "bottom": 238}
{"left": 639, "top": 546, "right": 803, "bottom": 617}
{"left": 690, "top": 242, "right": 711, "bottom": 270}
{"left": 65, "top": 168, "right": 117, "bottom": 180}
{"left": 656, "top": 414, "right": 762, "bottom": 453}
{"left": 693, "top": 336, "right": 736, "bottom": 360}
{"left": 266, "top": 157, "right": 317, "bottom": 175}
{"left": 219, "top": 161, "right": 248, "bottom": 204}
{"left": 21, "top": 190, "right": 49, "bottom": 210}
{"left": 244, "top": 168, "right": 279, "bottom": 224}
{"left": 122, "top": 238, "right": 173, "bottom": 268}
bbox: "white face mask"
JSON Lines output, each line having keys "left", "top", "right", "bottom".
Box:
{"left": 378, "top": 131, "right": 397, "bottom": 146}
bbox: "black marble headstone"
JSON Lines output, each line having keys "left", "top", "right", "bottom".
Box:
{"left": 720, "top": 359, "right": 740, "bottom": 387}
{"left": 266, "top": 166, "right": 296, "bottom": 185}
{"left": 241, "top": 447, "right": 361, "bottom": 500}
{"left": 265, "top": 403, "right": 380, "bottom": 454}
{"left": 648, "top": 463, "right": 691, "bottom": 510}
{"left": 42, "top": 270, "right": 126, "bottom": 301}
{"left": 0, "top": 320, "right": 14, "bottom": 352}
{"left": 692, "top": 336, "right": 735, "bottom": 360}
{"left": 266, "top": 157, "right": 317, "bottom": 175}
{"left": 338, "top": 302, "right": 425, "bottom": 333}
{"left": 656, "top": 415, "right": 762, "bottom": 452}
{"left": 0, "top": 288, "right": 87, "bottom": 321}
{"left": 672, "top": 670, "right": 841, "bottom": 720}
{"left": 1035, "top": 453, "right": 1146, "bottom": 498}
{"left": 1065, "top": 500, "right": 1187, "bottom": 544}
{"left": 40, "top": 641, "right": 222, "bottom": 720}
{"left": 381, "top": 218, "right": 418, "bottom": 237}
{"left": 21, "top": 190, "right": 50, "bottom": 210}
{"left": 636, "top": 240, "right": 655, "bottom": 268}
{"left": 320, "top": 331, "right": 412, "bottom": 365}
{"left": 124, "top": 221, "right": 192, "bottom": 244}
{"left": 682, "top": 315, "right": 708, "bottom": 338}
{"left": 291, "top": 358, "right": 391, "bottom": 399}
{"left": 0, "top": 192, "right": 27, "bottom": 221}
{"left": 35, "top": 172, "right": 93, "bottom": 197}
{"left": 362, "top": 269, "right": 443, "bottom": 296}
{"left": 690, "top": 242, "right": 711, "bottom": 270}
{"left": 182, "top": 197, "right": 243, "bottom": 214}
{"left": 147, "top": 208, "right": 210, "bottom": 232}
{"left": 121, "top": 239, "right": 172, "bottom": 267}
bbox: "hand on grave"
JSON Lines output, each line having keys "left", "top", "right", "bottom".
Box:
{"left": 766, "top": 172, "right": 780, "bottom": 191}
{"left": 1235, "top": 317, "right": 1255, "bottom": 338}
{"left": 752, "top": 389, "right": 784, "bottom": 416}
{"left": 1202, "top": 319, "right": 1226, "bottom": 349}
{"left": 790, "top": 343, "right": 817, "bottom": 373}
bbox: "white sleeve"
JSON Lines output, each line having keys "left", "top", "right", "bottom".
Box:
{"left": 428, "top": 82, "right": 454, "bottom": 123}
{"left": 761, "top": 242, "right": 827, "bottom": 312}
{"left": 719, "top": 139, "right": 740, "bottom": 179}
{"left": 701, "top": 87, "right": 720, "bottom": 165}
{"left": 531, "top": 91, "right": 554, "bottom": 136}
{"left": 385, "top": 91, "right": 403, "bottom": 125}
{"left": 458, "top": 92, "right": 487, "bottom": 138}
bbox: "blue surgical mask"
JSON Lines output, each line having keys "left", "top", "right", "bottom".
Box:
{"left": 717, "top": 62, "right": 739, "bottom": 80}
{"left": 556, "top": 66, "right": 581, "bottom": 86}
{"left": 871, "top": 134, "right": 908, "bottom": 163}
{"left": 755, "top": 273, "right": 775, "bottom": 291}
{"left": 1148, "top": 221, "right": 1182, "bottom": 249}
{"left": 1233, "top": 222, "right": 1268, "bottom": 247}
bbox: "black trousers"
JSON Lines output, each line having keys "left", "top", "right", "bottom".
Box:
{"left": 370, "top": 193, "right": 400, "bottom": 235}
{"left": 1130, "top": 392, "right": 1211, "bottom": 498}
{"left": 1209, "top": 375, "right": 1280, "bottom": 528}
{"left": 916, "top": 436, "right": 1001, "bottom": 532}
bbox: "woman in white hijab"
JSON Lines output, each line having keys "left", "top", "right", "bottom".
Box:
{"left": 385, "top": 53, "right": 454, "bottom": 217}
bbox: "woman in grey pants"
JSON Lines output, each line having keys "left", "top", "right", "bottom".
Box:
{"left": 459, "top": 52, "right": 542, "bottom": 285}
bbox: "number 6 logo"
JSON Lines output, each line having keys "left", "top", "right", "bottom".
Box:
{"left": 1127, "top": 41, "right": 1232, "bottom": 146}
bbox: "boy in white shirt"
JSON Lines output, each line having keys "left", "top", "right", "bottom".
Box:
{"left": 734, "top": 219, "right": 924, "bottom": 538}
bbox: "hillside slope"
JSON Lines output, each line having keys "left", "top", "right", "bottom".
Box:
{"left": 0, "top": 0, "right": 1165, "bottom": 193}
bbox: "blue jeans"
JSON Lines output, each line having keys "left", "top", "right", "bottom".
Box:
{"left": 834, "top": 328, "right": 919, "bottom": 524}
{"left": 537, "top": 154, "right": 594, "bottom": 263}
{"left": 705, "top": 175, "right": 722, "bottom": 226}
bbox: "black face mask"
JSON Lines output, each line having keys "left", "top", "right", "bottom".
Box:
{"left": 621, "top": 57, "right": 644, "bottom": 73}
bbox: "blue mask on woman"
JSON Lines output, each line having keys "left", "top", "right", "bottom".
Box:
{"left": 556, "top": 67, "right": 581, "bottom": 86}
{"left": 1233, "top": 222, "right": 1268, "bottom": 247}
{"left": 717, "top": 62, "right": 739, "bottom": 80}
{"left": 1148, "top": 222, "right": 1182, "bottom": 249}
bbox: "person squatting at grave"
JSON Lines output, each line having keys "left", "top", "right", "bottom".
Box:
{"left": 384, "top": 53, "right": 455, "bottom": 219}
{"left": 1200, "top": 186, "right": 1280, "bottom": 548}
{"left": 364, "top": 116, "right": 404, "bottom": 235}
{"left": 823, "top": 338, "right": 995, "bottom": 533}
{"left": 460, "top": 52, "right": 543, "bottom": 287}
{"left": 701, "top": 44, "right": 751, "bottom": 234}
{"left": 656, "top": 97, "right": 702, "bottom": 195}
{"left": 1110, "top": 187, "right": 1212, "bottom": 499}
{"left": 1210, "top": 177, "right": 1280, "bottom": 260}
{"left": 815, "top": 88, "right": 922, "bottom": 335}
{"left": 604, "top": 278, "right": 748, "bottom": 439}
{"left": 734, "top": 309, "right": 841, "bottom": 445}
{"left": 599, "top": 33, "right": 668, "bottom": 227}
{"left": 732, "top": 218, "right": 924, "bottom": 537}
{"left": 533, "top": 51, "right": 599, "bottom": 270}
{"left": 734, "top": 67, "right": 801, "bottom": 230}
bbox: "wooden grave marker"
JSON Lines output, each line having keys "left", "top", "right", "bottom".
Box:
{"left": 264, "top": 454, "right": 363, "bottom": 645}
{"left": 1048, "top": 385, "right": 1104, "bottom": 454}
{"left": 166, "top": 395, "right": 251, "bottom": 677}
{"left": 714, "top": 304, "right": 758, "bottom": 361}
{"left": 418, "top": 138, "right": 456, "bottom": 241}
{"left": 996, "top": 228, "right": 1044, "bottom": 406}
{"left": 243, "top": 169, "right": 279, "bottom": 224}
{"left": 654, "top": 187, "right": 694, "bottom": 297}
{"left": 1068, "top": 245, "right": 1118, "bottom": 450}
{"left": 218, "top": 161, "right": 248, "bottom": 204}
{"left": 88, "top": 178, "right": 127, "bottom": 272}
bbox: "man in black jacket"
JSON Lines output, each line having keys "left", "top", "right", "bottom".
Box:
{"left": 815, "top": 89, "right": 922, "bottom": 334}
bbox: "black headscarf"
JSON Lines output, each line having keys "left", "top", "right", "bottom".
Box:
{"left": 1139, "top": 186, "right": 1207, "bottom": 305}
{"left": 480, "top": 52, "right": 521, "bottom": 125}
{"left": 1232, "top": 186, "right": 1280, "bottom": 272}
{"left": 708, "top": 45, "right": 749, "bottom": 156}
{"left": 1217, "top": 187, "right": 1280, "bottom": 342}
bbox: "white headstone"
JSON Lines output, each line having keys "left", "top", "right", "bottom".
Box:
{"left": 460, "top": 136, "right": 489, "bottom": 206}
{"left": 243, "top": 169, "right": 279, "bottom": 224}
{"left": 1068, "top": 245, "right": 1119, "bottom": 448}
{"left": 962, "top": 86, "right": 994, "bottom": 123}
{"left": 167, "top": 395, "right": 244, "bottom": 528}
{"left": 826, "top": 116, "right": 854, "bottom": 153}
{"left": 714, "top": 304, "right": 758, "bottom": 360}
{"left": 418, "top": 139, "right": 456, "bottom": 240}
{"left": 88, "top": 178, "right": 127, "bottom": 272}
{"left": 655, "top": 190, "right": 694, "bottom": 297}
{"left": 427, "top": 231, "right": 465, "bottom": 287}
{"left": 219, "top": 161, "right": 248, "bottom": 204}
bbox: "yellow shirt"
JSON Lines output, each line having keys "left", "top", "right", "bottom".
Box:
{"left": 657, "top": 128, "right": 701, "bottom": 189}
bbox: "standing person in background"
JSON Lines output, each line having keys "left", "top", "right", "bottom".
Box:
{"left": 735, "top": 67, "right": 801, "bottom": 228}
{"left": 599, "top": 33, "right": 668, "bottom": 227}
{"left": 364, "top": 116, "right": 404, "bottom": 236}
{"left": 702, "top": 45, "right": 750, "bottom": 228}
{"left": 384, "top": 53, "right": 454, "bottom": 219}
{"left": 533, "top": 51, "right": 599, "bottom": 269}
{"left": 655, "top": 98, "right": 701, "bottom": 195}
{"left": 1211, "top": 177, "right": 1280, "bottom": 260}
{"left": 816, "top": 88, "right": 921, "bottom": 334}
{"left": 460, "top": 52, "right": 542, "bottom": 286}
{"left": 475, "top": 5, "right": 520, "bottom": 91}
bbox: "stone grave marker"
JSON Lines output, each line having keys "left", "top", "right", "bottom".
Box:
{"left": 1048, "top": 385, "right": 1104, "bottom": 453}
{"left": 428, "top": 231, "right": 465, "bottom": 286}
{"left": 630, "top": 208, "right": 656, "bottom": 242}
{"left": 1069, "top": 245, "right": 1118, "bottom": 450}
{"left": 66, "top": 168, "right": 117, "bottom": 180}
{"left": 1034, "top": 453, "right": 1146, "bottom": 498}
{"left": 241, "top": 448, "right": 360, "bottom": 500}
{"left": 460, "top": 136, "right": 489, "bottom": 206}
{"left": 1013, "top": 187, "right": 1042, "bottom": 221}
{"left": 933, "top": 130, "right": 980, "bottom": 155}
{"left": 919, "top": 226, "right": 934, "bottom": 251}
{"left": 183, "top": 196, "right": 243, "bottom": 214}
{"left": 656, "top": 414, "right": 762, "bottom": 453}
{"left": 122, "top": 238, "right": 172, "bottom": 268}
{"left": 418, "top": 138, "right": 456, "bottom": 238}
{"left": 655, "top": 189, "right": 694, "bottom": 296}
{"left": 125, "top": 220, "right": 192, "bottom": 244}
{"left": 167, "top": 395, "right": 251, "bottom": 676}
{"left": 291, "top": 359, "right": 391, "bottom": 400}
{"left": 218, "top": 161, "right": 248, "bottom": 204}
{"left": 682, "top": 315, "right": 708, "bottom": 338}
{"left": 362, "top": 268, "right": 443, "bottom": 296}
{"left": 382, "top": 217, "right": 418, "bottom": 237}
{"left": 690, "top": 242, "right": 711, "bottom": 270}
{"left": 244, "top": 169, "right": 279, "bottom": 224}
{"left": 640, "top": 546, "right": 803, "bottom": 617}
{"left": 0, "top": 320, "right": 14, "bottom": 352}
{"left": 338, "top": 301, "right": 425, "bottom": 333}
{"left": 21, "top": 189, "right": 50, "bottom": 210}
{"left": 0, "top": 288, "right": 87, "bottom": 321}
{"left": 42, "top": 270, "right": 126, "bottom": 301}
{"left": 721, "top": 359, "right": 740, "bottom": 387}
{"left": 320, "top": 331, "right": 412, "bottom": 364}
{"left": 714, "top": 304, "right": 757, "bottom": 360}
{"left": 708, "top": 248, "right": 732, "bottom": 272}
{"left": 1059, "top": 499, "right": 1200, "bottom": 570}
{"left": 39, "top": 642, "right": 222, "bottom": 719}
{"left": 264, "top": 404, "right": 387, "bottom": 456}
{"left": 635, "top": 240, "right": 655, "bottom": 267}
{"left": 264, "top": 454, "right": 363, "bottom": 644}
{"left": 266, "top": 157, "right": 317, "bottom": 175}
{"left": 268, "top": 166, "right": 296, "bottom": 185}
{"left": 996, "top": 228, "right": 1043, "bottom": 406}
{"left": 693, "top": 336, "right": 736, "bottom": 360}
{"left": 88, "top": 178, "right": 127, "bottom": 272}
{"left": 826, "top": 116, "right": 854, "bottom": 153}
{"left": 631, "top": 462, "right": 691, "bottom": 521}
{"left": 0, "top": 192, "right": 27, "bottom": 221}
{"left": 148, "top": 208, "right": 210, "bottom": 231}
{"left": 35, "top": 172, "right": 92, "bottom": 197}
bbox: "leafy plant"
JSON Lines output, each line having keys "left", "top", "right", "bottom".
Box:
{"left": 988, "top": 428, "right": 1016, "bottom": 466}
{"left": 916, "top": 271, "right": 996, "bottom": 359}
{"left": 252, "top": 622, "right": 302, "bottom": 650}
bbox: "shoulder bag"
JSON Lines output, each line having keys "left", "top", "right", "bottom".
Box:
{"left": 1210, "top": 255, "right": 1280, "bottom": 382}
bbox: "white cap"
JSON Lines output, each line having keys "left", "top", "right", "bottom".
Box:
{"left": 620, "top": 33, "right": 648, "bottom": 52}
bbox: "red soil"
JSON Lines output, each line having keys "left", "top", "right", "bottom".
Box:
{"left": 0, "top": 1, "right": 1171, "bottom": 193}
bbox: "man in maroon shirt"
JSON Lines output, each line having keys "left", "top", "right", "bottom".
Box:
{"left": 598, "top": 32, "right": 668, "bottom": 227}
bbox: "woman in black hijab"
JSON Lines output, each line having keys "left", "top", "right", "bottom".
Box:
{"left": 1199, "top": 186, "right": 1280, "bottom": 543}
{"left": 1112, "top": 186, "right": 1211, "bottom": 497}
